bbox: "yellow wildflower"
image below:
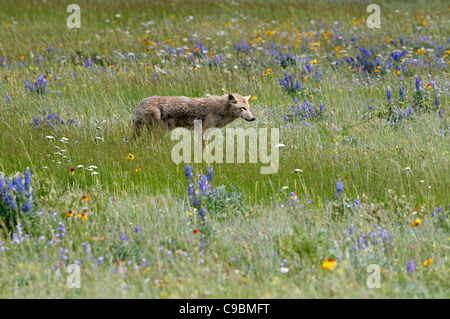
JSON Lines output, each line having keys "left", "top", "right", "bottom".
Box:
{"left": 423, "top": 259, "right": 433, "bottom": 267}
{"left": 412, "top": 218, "right": 422, "bottom": 228}
{"left": 322, "top": 258, "right": 337, "bottom": 270}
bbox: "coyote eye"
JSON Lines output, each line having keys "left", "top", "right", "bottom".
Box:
{"left": 242, "top": 107, "right": 246, "bottom": 110}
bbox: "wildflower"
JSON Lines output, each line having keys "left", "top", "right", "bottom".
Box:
{"left": 81, "top": 194, "right": 89, "bottom": 202}
{"left": 399, "top": 85, "right": 405, "bottom": 97}
{"left": 198, "top": 173, "right": 209, "bottom": 195}
{"left": 134, "top": 226, "right": 141, "bottom": 233}
{"left": 412, "top": 218, "right": 422, "bottom": 228}
{"left": 407, "top": 260, "right": 415, "bottom": 274}
{"left": 435, "top": 95, "right": 440, "bottom": 106}
{"left": 22, "top": 200, "right": 33, "bottom": 213}
{"left": 250, "top": 96, "right": 257, "bottom": 102}
{"left": 56, "top": 221, "right": 67, "bottom": 238}
{"left": 199, "top": 208, "right": 207, "bottom": 222}
{"left": 24, "top": 167, "right": 31, "bottom": 190}
{"left": 185, "top": 164, "right": 193, "bottom": 178}
{"left": 13, "top": 173, "right": 25, "bottom": 192}
{"left": 349, "top": 225, "right": 355, "bottom": 234}
{"left": 280, "top": 267, "right": 289, "bottom": 273}
{"left": 24, "top": 75, "right": 48, "bottom": 94}
{"left": 186, "top": 165, "right": 199, "bottom": 206}
{"left": 423, "top": 259, "right": 433, "bottom": 267}
{"left": 193, "top": 228, "right": 199, "bottom": 235}
{"left": 67, "top": 210, "right": 74, "bottom": 218}
{"left": 386, "top": 88, "right": 392, "bottom": 101}
{"left": 119, "top": 233, "right": 127, "bottom": 241}
{"left": 322, "top": 258, "right": 337, "bottom": 270}
{"left": 438, "top": 109, "right": 443, "bottom": 118}
{"left": 206, "top": 166, "right": 213, "bottom": 182}
{"left": 69, "top": 168, "right": 75, "bottom": 176}
{"left": 77, "top": 213, "right": 88, "bottom": 221}
{"left": 127, "top": 153, "right": 135, "bottom": 160}
{"left": 336, "top": 178, "right": 343, "bottom": 195}
{"left": 415, "top": 76, "right": 421, "bottom": 91}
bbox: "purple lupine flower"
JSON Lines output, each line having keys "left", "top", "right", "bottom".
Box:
{"left": 12, "top": 173, "right": 25, "bottom": 192}
{"left": 2, "top": 189, "right": 11, "bottom": 206}
{"left": 6, "top": 94, "right": 11, "bottom": 103}
{"left": 349, "top": 225, "right": 355, "bottom": 234}
{"left": 10, "top": 199, "right": 18, "bottom": 210}
{"left": 415, "top": 76, "right": 421, "bottom": 91}
{"left": 206, "top": 166, "right": 213, "bottom": 182}
{"left": 407, "top": 260, "right": 415, "bottom": 274}
{"left": 386, "top": 88, "right": 392, "bottom": 101}
{"left": 186, "top": 164, "right": 199, "bottom": 206}
{"left": 435, "top": 94, "right": 440, "bottom": 106}
{"left": 185, "top": 165, "right": 193, "bottom": 179}
{"left": 399, "top": 85, "right": 404, "bottom": 97}
{"left": 336, "top": 178, "right": 343, "bottom": 195}
{"left": 198, "top": 173, "right": 209, "bottom": 195}
{"left": 6, "top": 179, "right": 13, "bottom": 191}
{"left": 199, "top": 207, "right": 207, "bottom": 221}
{"left": 438, "top": 109, "right": 443, "bottom": 118}
{"left": 22, "top": 200, "right": 33, "bottom": 213}
{"left": 24, "top": 167, "right": 31, "bottom": 190}
{"left": 119, "top": 233, "right": 127, "bottom": 241}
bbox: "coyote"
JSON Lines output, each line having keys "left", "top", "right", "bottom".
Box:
{"left": 132, "top": 93, "right": 255, "bottom": 138}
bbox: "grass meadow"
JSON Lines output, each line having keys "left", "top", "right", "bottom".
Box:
{"left": 0, "top": 0, "right": 449, "bottom": 298}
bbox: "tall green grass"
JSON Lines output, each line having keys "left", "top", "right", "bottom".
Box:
{"left": 0, "top": 0, "right": 448, "bottom": 298}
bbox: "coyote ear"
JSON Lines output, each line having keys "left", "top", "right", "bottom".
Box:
{"left": 228, "top": 94, "right": 236, "bottom": 103}
{"left": 244, "top": 95, "right": 251, "bottom": 101}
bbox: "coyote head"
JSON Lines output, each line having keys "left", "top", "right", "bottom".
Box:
{"left": 228, "top": 94, "right": 255, "bottom": 122}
